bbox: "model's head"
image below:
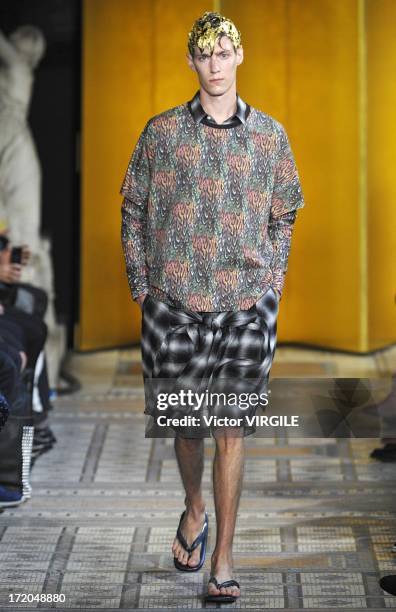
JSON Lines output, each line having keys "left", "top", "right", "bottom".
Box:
{"left": 187, "top": 11, "right": 243, "bottom": 96}
{"left": 9, "top": 25, "right": 46, "bottom": 69}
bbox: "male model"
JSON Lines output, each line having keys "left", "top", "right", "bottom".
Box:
{"left": 120, "top": 11, "right": 305, "bottom": 604}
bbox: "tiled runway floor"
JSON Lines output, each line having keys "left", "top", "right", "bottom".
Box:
{"left": 0, "top": 345, "right": 395, "bottom": 611}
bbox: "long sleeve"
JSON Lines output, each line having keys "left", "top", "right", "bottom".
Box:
{"left": 119, "top": 123, "right": 152, "bottom": 300}
{"left": 269, "top": 124, "right": 305, "bottom": 296}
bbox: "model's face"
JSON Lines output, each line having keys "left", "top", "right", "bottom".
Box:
{"left": 187, "top": 35, "right": 243, "bottom": 96}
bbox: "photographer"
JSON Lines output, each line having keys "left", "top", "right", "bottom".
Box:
{"left": 0, "top": 232, "right": 50, "bottom": 414}
{"left": 0, "top": 313, "right": 26, "bottom": 405}
{"left": 0, "top": 230, "right": 55, "bottom": 508}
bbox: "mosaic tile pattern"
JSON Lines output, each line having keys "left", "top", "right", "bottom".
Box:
{"left": 0, "top": 347, "right": 395, "bottom": 610}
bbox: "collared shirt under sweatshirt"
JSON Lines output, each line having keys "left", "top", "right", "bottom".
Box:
{"left": 120, "top": 90, "right": 305, "bottom": 312}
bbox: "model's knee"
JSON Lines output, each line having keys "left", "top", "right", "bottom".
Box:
{"left": 214, "top": 429, "right": 244, "bottom": 452}
{"left": 175, "top": 435, "right": 203, "bottom": 450}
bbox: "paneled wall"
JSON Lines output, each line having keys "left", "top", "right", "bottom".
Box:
{"left": 367, "top": 0, "right": 396, "bottom": 349}
{"left": 79, "top": 0, "right": 207, "bottom": 349}
{"left": 79, "top": 0, "right": 395, "bottom": 352}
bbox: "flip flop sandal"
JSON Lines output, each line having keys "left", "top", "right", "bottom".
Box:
{"left": 205, "top": 575, "right": 241, "bottom": 604}
{"left": 173, "top": 510, "right": 209, "bottom": 572}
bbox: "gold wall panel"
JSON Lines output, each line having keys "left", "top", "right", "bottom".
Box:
{"left": 80, "top": 0, "right": 395, "bottom": 352}
{"left": 79, "top": 0, "right": 207, "bottom": 350}
{"left": 224, "top": 0, "right": 361, "bottom": 350}
{"left": 80, "top": 0, "right": 152, "bottom": 350}
{"left": 367, "top": 0, "right": 396, "bottom": 349}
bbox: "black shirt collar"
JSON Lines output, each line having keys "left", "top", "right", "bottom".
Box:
{"left": 187, "top": 90, "right": 250, "bottom": 129}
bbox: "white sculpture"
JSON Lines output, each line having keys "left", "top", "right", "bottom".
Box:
{"left": 0, "top": 26, "right": 65, "bottom": 389}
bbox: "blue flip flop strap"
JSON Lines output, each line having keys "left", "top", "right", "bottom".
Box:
{"left": 177, "top": 513, "right": 208, "bottom": 554}
{"left": 209, "top": 576, "right": 240, "bottom": 590}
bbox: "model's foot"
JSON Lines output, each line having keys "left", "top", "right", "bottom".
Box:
{"left": 172, "top": 502, "right": 206, "bottom": 567}
{"left": 207, "top": 553, "right": 240, "bottom": 599}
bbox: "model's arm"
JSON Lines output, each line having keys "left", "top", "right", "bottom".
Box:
{"left": 120, "top": 123, "right": 152, "bottom": 301}
{"left": 0, "top": 30, "right": 20, "bottom": 65}
{"left": 268, "top": 125, "right": 305, "bottom": 297}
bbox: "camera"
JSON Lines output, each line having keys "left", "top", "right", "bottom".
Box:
{"left": 0, "top": 235, "right": 9, "bottom": 252}
{"left": 10, "top": 246, "right": 23, "bottom": 264}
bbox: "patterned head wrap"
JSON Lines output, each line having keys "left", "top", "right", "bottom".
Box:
{"left": 188, "top": 11, "right": 242, "bottom": 57}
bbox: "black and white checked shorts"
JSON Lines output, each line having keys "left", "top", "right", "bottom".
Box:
{"left": 141, "top": 287, "right": 279, "bottom": 438}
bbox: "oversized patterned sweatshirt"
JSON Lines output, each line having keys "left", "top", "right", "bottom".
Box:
{"left": 120, "top": 91, "right": 305, "bottom": 312}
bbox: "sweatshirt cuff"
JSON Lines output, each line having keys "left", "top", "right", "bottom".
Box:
{"left": 130, "top": 279, "right": 149, "bottom": 301}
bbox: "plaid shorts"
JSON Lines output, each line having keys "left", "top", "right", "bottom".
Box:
{"left": 141, "top": 287, "right": 279, "bottom": 438}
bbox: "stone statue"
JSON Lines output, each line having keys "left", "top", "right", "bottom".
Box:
{"left": 0, "top": 26, "right": 65, "bottom": 389}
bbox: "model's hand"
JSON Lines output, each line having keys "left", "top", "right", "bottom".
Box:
{"left": 0, "top": 263, "right": 22, "bottom": 283}
{"left": 135, "top": 292, "right": 148, "bottom": 310}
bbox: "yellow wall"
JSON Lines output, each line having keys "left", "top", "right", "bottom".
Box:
{"left": 79, "top": 0, "right": 395, "bottom": 352}
{"left": 367, "top": 0, "right": 396, "bottom": 349}
{"left": 79, "top": 0, "right": 207, "bottom": 350}
{"left": 224, "top": 0, "right": 362, "bottom": 350}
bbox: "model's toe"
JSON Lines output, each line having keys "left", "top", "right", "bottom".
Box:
{"left": 187, "top": 547, "right": 200, "bottom": 566}
{"left": 208, "top": 583, "right": 220, "bottom": 595}
{"left": 180, "top": 550, "right": 188, "bottom": 564}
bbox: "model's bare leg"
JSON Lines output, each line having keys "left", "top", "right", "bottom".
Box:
{"left": 171, "top": 435, "right": 207, "bottom": 567}
{"left": 208, "top": 428, "right": 244, "bottom": 599}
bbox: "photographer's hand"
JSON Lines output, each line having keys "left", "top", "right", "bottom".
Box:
{"left": 0, "top": 263, "right": 22, "bottom": 283}
{"left": 21, "top": 244, "right": 31, "bottom": 265}
{"left": 0, "top": 246, "right": 10, "bottom": 265}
